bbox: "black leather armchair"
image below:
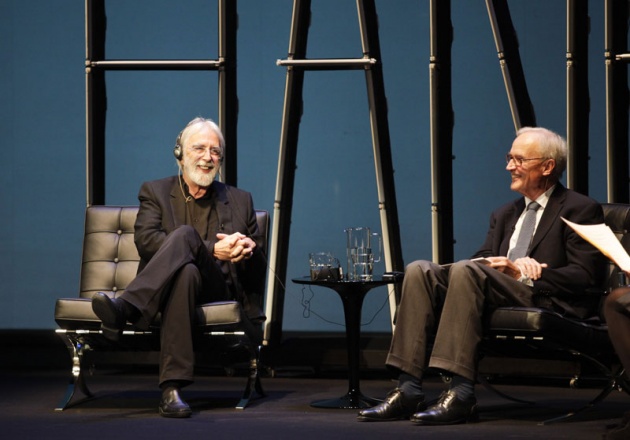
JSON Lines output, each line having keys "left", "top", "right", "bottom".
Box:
{"left": 481, "top": 203, "right": 630, "bottom": 423}
{"left": 54, "top": 205, "right": 269, "bottom": 411}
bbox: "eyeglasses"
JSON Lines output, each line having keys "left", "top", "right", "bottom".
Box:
{"left": 505, "top": 154, "right": 546, "bottom": 166}
{"left": 189, "top": 145, "right": 223, "bottom": 158}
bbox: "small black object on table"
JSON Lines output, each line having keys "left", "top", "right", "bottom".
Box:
{"left": 292, "top": 276, "right": 396, "bottom": 409}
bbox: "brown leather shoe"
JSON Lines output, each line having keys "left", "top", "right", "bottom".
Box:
{"left": 159, "top": 386, "right": 192, "bottom": 418}
{"left": 357, "top": 388, "right": 425, "bottom": 422}
{"left": 410, "top": 390, "right": 478, "bottom": 425}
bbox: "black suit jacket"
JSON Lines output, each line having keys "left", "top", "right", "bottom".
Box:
{"left": 473, "top": 185, "right": 606, "bottom": 316}
{"left": 133, "top": 176, "right": 266, "bottom": 319}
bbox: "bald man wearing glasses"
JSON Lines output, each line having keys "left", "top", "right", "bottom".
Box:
{"left": 358, "top": 127, "right": 605, "bottom": 425}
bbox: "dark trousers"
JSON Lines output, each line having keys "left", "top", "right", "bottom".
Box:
{"left": 386, "top": 259, "right": 535, "bottom": 381}
{"left": 120, "top": 225, "right": 228, "bottom": 386}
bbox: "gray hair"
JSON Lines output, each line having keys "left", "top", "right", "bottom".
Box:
{"left": 177, "top": 116, "right": 225, "bottom": 154}
{"left": 516, "top": 126, "right": 567, "bottom": 180}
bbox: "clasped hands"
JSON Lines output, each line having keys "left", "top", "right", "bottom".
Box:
{"left": 482, "top": 256, "right": 548, "bottom": 281}
{"left": 214, "top": 232, "right": 256, "bottom": 263}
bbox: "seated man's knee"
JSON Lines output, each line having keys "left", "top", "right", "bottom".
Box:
{"left": 402, "top": 261, "right": 425, "bottom": 288}
{"left": 169, "top": 225, "right": 198, "bottom": 241}
{"left": 164, "top": 225, "right": 205, "bottom": 253}
{"left": 447, "top": 259, "right": 478, "bottom": 278}
{"left": 405, "top": 260, "right": 436, "bottom": 278}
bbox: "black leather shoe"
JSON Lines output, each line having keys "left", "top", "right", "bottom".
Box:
{"left": 410, "top": 390, "right": 478, "bottom": 425}
{"left": 357, "top": 388, "right": 425, "bottom": 422}
{"left": 159, "top": 387, "right": 192, "bottom": 418}
{"left": 91, "top": 292, "right": 127, "bottom": 341}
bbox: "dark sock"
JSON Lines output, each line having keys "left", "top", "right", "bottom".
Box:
{"left": 449, "top": 375, "right": 475, "bottom": 401}
{"left": 398, "top": 372, "right": 424, "bottom": 400}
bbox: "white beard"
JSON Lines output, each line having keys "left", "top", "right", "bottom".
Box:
{"left": 183, "top": 159, "right": 218, "bottom": 188}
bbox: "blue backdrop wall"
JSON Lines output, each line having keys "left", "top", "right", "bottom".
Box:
{"left": 0, "top": 0, "right": 613, "bottom": 334}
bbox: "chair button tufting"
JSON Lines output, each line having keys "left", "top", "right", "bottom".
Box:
{"left": 117, "top": 229, "right": 123, "bottom": 235}
{"left": 114, "top": 258, "right": 119, "bottom": 263}
{"left": 112, "top": 286, "right": 118, "bottom": 292}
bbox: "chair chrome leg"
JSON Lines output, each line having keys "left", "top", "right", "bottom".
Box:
{"left": 54, "top": 331, "right": 94, "bottom": 411}
{"left": 477, "top": 374, "right": 535, "bottom": 405}
{"left": 539, "top": 361, "right": 626, "bottom": 424}
{"left": 539, "top": 379, "right": 616, "bottom": 425}
{"left": 236, "top": 346, "right": 266, "bottom": 409}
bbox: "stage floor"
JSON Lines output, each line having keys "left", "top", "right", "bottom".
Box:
{"left": 1, "top": 367, "right": 628, "bottom": 439}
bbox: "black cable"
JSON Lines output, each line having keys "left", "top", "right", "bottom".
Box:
{"left": 299, "top": 285, "right": 394, "bottom": 327}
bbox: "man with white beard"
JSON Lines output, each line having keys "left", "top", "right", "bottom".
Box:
{"left": 91, "top": 117, "right": 266, "bottom": 418}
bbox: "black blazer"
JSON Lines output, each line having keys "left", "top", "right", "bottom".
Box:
{"left": 473, "top": 185, "right": 606, "bottom": 316}
{"left": 133, "top": 176, "right": 266, "bottom": 319}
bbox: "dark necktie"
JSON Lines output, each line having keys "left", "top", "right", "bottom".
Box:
{"left": 508, "top": 201, "right": 541, "bottom": 260}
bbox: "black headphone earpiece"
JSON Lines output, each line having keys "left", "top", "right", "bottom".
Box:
{"left": 173, "top": 130, "right": 184, "bottom": 160}
{"left": 173, "top": 143, "right": 183, "bottom": 160}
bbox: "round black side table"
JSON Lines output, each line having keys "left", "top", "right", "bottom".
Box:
{"left": 292, "top": 277, "right": 395, "bottom": 409}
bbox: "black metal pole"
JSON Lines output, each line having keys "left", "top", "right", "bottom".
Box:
{"left": 429, "top": 0, "right": 454, "bottom": 264}
{"left": 605, "top": 0, "right": 629, "bottom": 203}
{"left": 263, "top": 0, "right": 311, "bottom": 346}
{"left": 218, "top": 0, "right": 238, "bottom": 186}
{"left": 566, "top": 0, "right": 590, "bottom": 196}
{"left": 86, "top": 0, "right": 107, "bottom": 206}
{"left": 486, "top": 0, "right": 536, "bottom": 131}
{"left": 357, "top": 0, "right": 404, "bottom": 308}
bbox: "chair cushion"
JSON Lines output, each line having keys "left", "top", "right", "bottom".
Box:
{"left": 55, "top": 298, "right": 101, "bottom": 330}
{"left": 55, "top": 297, "right": 245, "bottom": 331}
{"left": 486, "top": 306, "right": 611, "bottom": 357}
